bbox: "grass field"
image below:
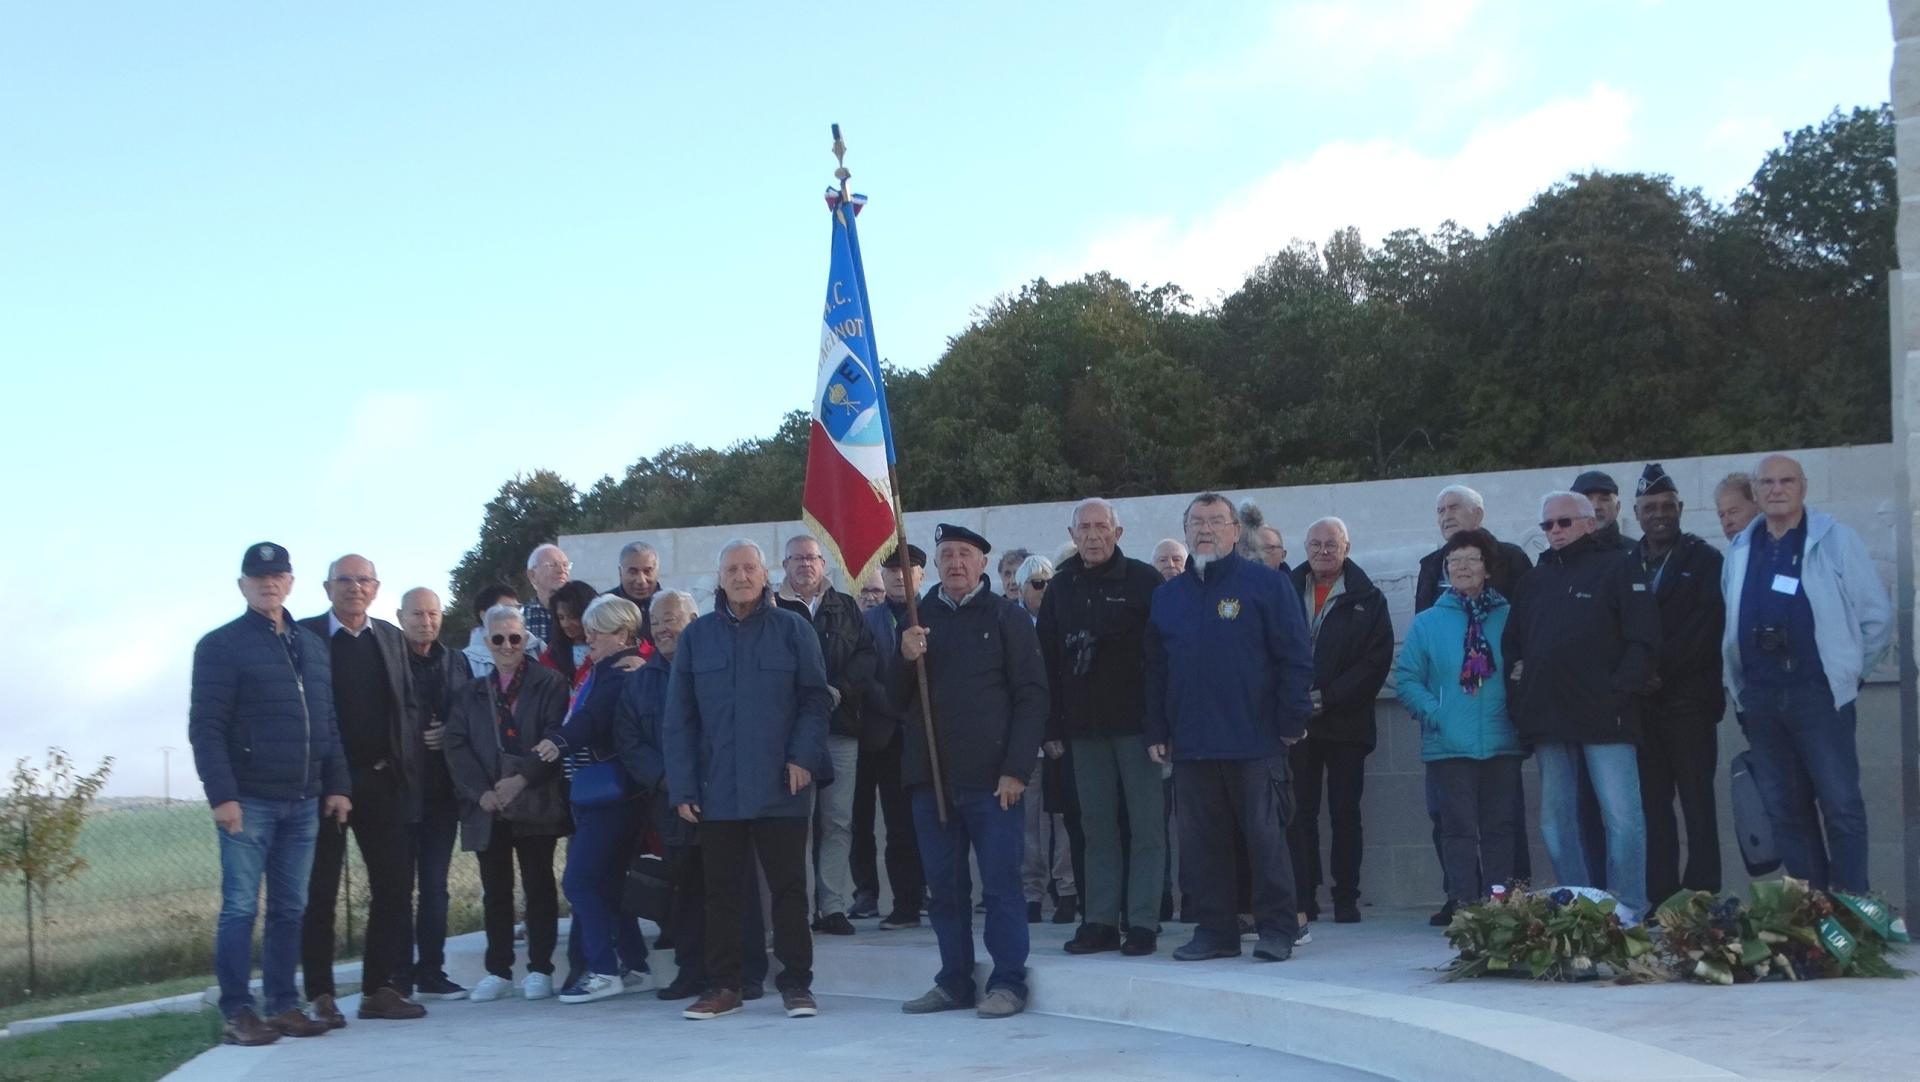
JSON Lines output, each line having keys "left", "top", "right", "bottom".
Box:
{"left": 2, "top": 801, "right": 561, "bottom": 1007}
{"left": 0, "top": 1008, "right": 222, "bottom": 1082}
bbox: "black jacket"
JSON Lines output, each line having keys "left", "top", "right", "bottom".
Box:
{"left": 892, "top": 576, "right": 1048, "bottom": 792}
{"left": 298, "top": 614, "right": 421, "bottom": 819}
{"left": 189, "top": 609, "right": 350, "bottom": 806}
{"left": 406, "top": 639, "right": 469, "bottom": 808}
{"left": 1288, "top": 560, "right": 1394, "bottom": 749}
{"left": 776, "top": 587, "right": 877, "bottom": 742}
{"left": 442, "top": 661, "right": 572, "bottom": 851}
{"left": 1631, "top": 533, "right": 1726, "bottom": 718}
{"left": 1036, "top": 546, "right": 1163, "bottom": 741}
{"left": 1415, "top": 536, "right": 1534, "bottom": 614}
{"left": 1594, "top": 521, "right": 1637, "bottom": 553}
{"left": 1502, "top": 533, "right": 1661, "bottom": 745}
{"left": 603, "top": 585, "right": 656, "bottom": 647}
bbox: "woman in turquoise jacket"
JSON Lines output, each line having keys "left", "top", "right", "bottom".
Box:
{"left": 1394, "top": 528, "right": 1523, "bottom": 913}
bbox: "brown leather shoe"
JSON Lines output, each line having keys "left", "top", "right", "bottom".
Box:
{"left": 222, "top": 1007, "right": 282, "bottom": 1046}
{"left": 681, "top": 988, "right": 743, "bottom": 1020}
{"left": 357, "top": 986, "right": 428, "bottom": 1020}
{"left": 310, "top": 993, "right": 348, "bottom": 1030}
{"left": 266, "top": 1008, "right": 329, "bottom": 1038}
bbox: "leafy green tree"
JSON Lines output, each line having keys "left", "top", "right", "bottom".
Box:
{"left": 0, "top": 749, "right": 113, "bottom": 994}
{"left": 447, "top": 470, "right": 579, "bottom": 638}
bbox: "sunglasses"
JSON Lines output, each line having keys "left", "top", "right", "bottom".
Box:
{"left": 490, "top": 633, "right": 525, "bottom": 647}
{"left": 1027, "top": 579, "right": 1049, "bottom": 590}
{"left": 1539, "top": 516, "right": 1578, "bottom": 532}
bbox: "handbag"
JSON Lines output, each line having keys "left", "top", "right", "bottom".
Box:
{"left": 621, "top": 852, "right": 676, "bottom": 923}
{"left": 1729, "top": 749, "right": 1781, "bottom": 877}
{"left": 569, "top": 758, "right": 633, "bottom": 808}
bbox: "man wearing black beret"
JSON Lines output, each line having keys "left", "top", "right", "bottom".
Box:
{"left": 895, "top": 525, "right": 1048, "bottom": 1018}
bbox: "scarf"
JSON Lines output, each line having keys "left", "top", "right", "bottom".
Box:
{"left": 1458, "top": 589, "right": 1498, "bottom": 694}
{"left": 493, "top": 662, "right": 527, "bottom": 754}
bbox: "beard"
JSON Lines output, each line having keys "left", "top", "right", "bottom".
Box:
{"left": 1189, "top": 552, "right": 1216, "bottom": 572}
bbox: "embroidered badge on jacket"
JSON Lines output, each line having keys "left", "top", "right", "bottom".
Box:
{"left": 1217, "top": 599, "right": 1241, "bottom": 620}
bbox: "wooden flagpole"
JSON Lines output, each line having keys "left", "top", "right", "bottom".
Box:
{"left": 832, "top": 124, "right": 947, "bottom": 824}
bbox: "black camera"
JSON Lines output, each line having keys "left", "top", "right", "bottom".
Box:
{"left": 1065, "top": 630, "right": 1097, "bottom": 678}
{"left": 1756, "top": 624, "right": 1788, "bottom": 655}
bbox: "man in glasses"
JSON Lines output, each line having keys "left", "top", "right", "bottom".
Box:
{"left": 190, "top": 542, "right": 348, "bottom": 1046}
{"left": 1145, "top": 492, "right": 1313, "bottom": 964}
{"left": 299, "top": 554, "right": 428, "bottom": 1023}
{"left": 1721, "top": 453, "right": 1890, "bottom": 892}
{"left": 1628, "top": 463, "right": 1726, "bottom": 905}
{"left": 775, "top": 533, "right": 878, "bottom": 937}
{"left": 1502, "top": 493, "right": 1659, "bottom": 924}
{"left": 522, "top": 543, "right": 571, "bottom": 645}
{"left": 1038, "top": 498, "right": 1167, "bottom": 957}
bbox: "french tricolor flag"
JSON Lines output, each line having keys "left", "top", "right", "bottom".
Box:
{"left": 802, "top": 187, "right": 899, "bottom": 585}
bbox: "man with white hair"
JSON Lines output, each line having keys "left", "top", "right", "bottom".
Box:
{"left": 523, "top": 543, "right": 571, "bottom": 646}
{"left": 666, "top": 539, "right": 832, "bottom": 1021}
{"left": 1503, "top": 492, "right": 1659, "bottom": 923}
{"left": 395, "top": 587, "right": 471, "bottom": 1001}
{"left": 1415, "top": 485, "right": 1534, "bottom": 614}
{"left": 1039, "top": 498, "right": 1168, "bottom": 957}
{"left": 1151, "top": 539, "right": 1187, "bottom": 581}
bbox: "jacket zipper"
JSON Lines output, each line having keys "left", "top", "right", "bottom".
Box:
{"left": 276, "top": 622, "right": 313, "bottom": 790}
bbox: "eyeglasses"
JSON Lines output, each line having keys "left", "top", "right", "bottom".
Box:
{"left": 533, "top": 560, "right": 571, "bottom": 573}
{"left": 1186, "top": 516, "right": 1235, "bottom": 529}
{"left": 1027, "top": 579, "right": 1049, "bottom": 590}
{"left": 1305, "top": 541, "right": 1343, "bottom": 553}
{"left": 1445, "top": 553, "right": 1485, "bottom": 568}
{"left": 331, "top": 576, "right": 378, "bottom": 589}
{"left": 1539, "top": 517, "right": 1579, "bottom": 532}
{"left": 490, "top": 633, "right": 525, "bottom": 647}
{"left": 785, "top": 554, "right": 825, "bottom": 564}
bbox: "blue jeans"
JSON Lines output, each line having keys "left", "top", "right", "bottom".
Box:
{"left": 1742, "top": 683, "right": 1868, "bottom": 891}
{"left": 912, "top": 786, "right": 1028, "bottom": 1003}
{"left": 563, "top": 801, "right": 649, "bottom": 978}
{"left": 1535, "top": 742, "right": 1648, "bottom": 918}
{"left": 215, "top": 797, "right": 317, "bottom": 1018}
{"left": 405, "top": 800, "right": 459, "bottom": 983}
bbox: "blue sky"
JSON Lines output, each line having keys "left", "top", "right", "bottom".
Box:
{"left": 0, "top": 0, "right": 1893, "bottom": 797}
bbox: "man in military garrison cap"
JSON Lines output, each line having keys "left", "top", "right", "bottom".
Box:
{"left": 1630, "top": 462, "right": 1727, "bottom": 903}
{"left": 895, "top": 524, "right": 1048, "bottom": 1019}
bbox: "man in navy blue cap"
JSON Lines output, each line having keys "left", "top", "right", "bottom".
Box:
{"left": 1573, "top": 470, "right": 1635, "bottom": 553}
{"left": 854, "top": 543, "right": 928, "bottom": 931}
{"left": 895, "top": 525, "right": 1048, "bottom": 1018}
{"left": 190, "top": 543, "right": 350, "bottom": 1046}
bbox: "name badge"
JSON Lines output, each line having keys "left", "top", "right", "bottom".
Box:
{"left": 1631, "top": 583, "right": 1647, "bottom": 592}
{"left": 1772, "top": 575, "right": 1800, "bottom": 596}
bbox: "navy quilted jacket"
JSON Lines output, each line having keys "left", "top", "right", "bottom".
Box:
{"left": 189, "top": 609, "right": 350, "bottom": 806}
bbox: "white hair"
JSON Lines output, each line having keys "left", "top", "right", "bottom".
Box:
{"left": 618, "top": 540, "right": 658, "bottom": 563}
{"left": 526, "top": 543, "right": 566, "bottom": 571}
{"left": 784, "top": 533, "right": 822, "bottom": 558}
{"left": 1306, "top": 516, "right": 1349, "bottom": 545}
{"left": 1539, "top": 490, "right": 1596, "bottom": 520}
{"left": 1436, "top": 484, "right": 1484, "bottom": 513}
{"left": 1153, "top": 538, "right": 1187, "bottom": 557}
{"left": 1069, "top": 497, "right": 1121, "bottom": 529}
{"left": 718, "top": 538, "right": 767, "bottom": 570}
{"left": 325, "top": 554, "right": 376, "bottom": 581}
{"left": 1015, "top": 554, "right": 1055, "bottom": 586}
{"left": 482, "top": 603, "right": 525, "bottom": 631}
{"left": 649, "top": 589, "right": 698, "bottom": 620}
{"left": 583, "top": 594, "right": 642, "bottom": 639}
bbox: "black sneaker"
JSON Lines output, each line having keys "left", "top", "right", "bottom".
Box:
{"left": 847, "top": 892, "right": 881, "bottom": 919}
{"left": 1334, "top": 899, "right": 1361, "bottom": 924}
{"left": 878, "top": 911, "right": 921, "bottom": 930}
{"left": 1064, "top": 923, "right": 1122, "bottom": 955}
{"left": 413, "top": 974, "right": 469, "bottom": 1001}
{"left": 817, "top": 913, "right": 857, "bottom": 936}
{"left": 657, "top": 976, "right": 702, "bottom": 1001}
{"left": 1429, "top": 900, "right": 1457, "bottom": 927}
{"left": 1051, "top": 896, "right": 1079, "bottom": 925}
{"left": 741, "top": 983, "right": 765, "bottom": 1001}
{"left": 1120, "top": 927, "right": 1158, "bottom": 956}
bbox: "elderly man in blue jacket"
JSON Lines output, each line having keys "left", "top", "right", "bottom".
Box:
{"left": 665, "top": 539, "right": 832, "bottom": 1022}
{"left": 189, "top": 543, "right": 350, "bottom": 1047}
{"left": 1722, "top": 454, "right": 1892, "bottom": 893}
{"left": 1145, "top": 493, "right": 1314, "bottom": 964}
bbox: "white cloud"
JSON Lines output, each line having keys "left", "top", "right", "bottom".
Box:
{"left": 1168, "top": 0, "right": 1490, "bottom": 99}
{"left": 1062, "top": 83, "right": 1636, "bottom": 302}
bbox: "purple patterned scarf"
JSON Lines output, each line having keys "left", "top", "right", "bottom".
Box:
{"left": 1458, "top": 589, "right": 1499, "bottom": 694}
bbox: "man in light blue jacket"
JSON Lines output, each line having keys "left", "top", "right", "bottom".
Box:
{"left": 1720, "top": 454, "right": 1891, "bottom": 892}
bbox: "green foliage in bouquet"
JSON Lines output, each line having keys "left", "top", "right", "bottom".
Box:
{"left": 1654, "top": 878, "right": 1909, "bottom": 984}
{"left": 1444, "top": 888, "right": 1655, "bottom": 982}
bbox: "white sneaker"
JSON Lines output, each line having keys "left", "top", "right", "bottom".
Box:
{"left": 558, "top": 973, "right": 623, "bottom": 1004}
{"left": 1294, "top": 925, "right": 1313, "bottom": 946}
{"left": 621, "top": 969, "right": 655, "bottom": 994}
{"left": 521, "top": 973, "right": 554, "bottom": 1001}
{"left": 470, "top": 974, "right": 513, "bottom": 1002}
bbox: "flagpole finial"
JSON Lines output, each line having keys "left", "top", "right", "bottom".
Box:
{"left": 830, "top": 123, "right": 851, "bottom": 196}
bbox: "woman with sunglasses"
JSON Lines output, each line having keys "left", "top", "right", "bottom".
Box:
{"left": 443, "top": 603, "right": 572, "bottom": 1001}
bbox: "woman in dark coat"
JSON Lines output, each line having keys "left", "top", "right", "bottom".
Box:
{"left": 443, "top": 603, "right": 571, "bottom": 1002}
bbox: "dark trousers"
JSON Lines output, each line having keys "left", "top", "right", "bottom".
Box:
{"left": 1638, "top": 705, "right": 1722, "bottom": 904}
{"left": 303, "top": 764, "right": 413, "bottom": 998}
{"left": 476, "top": 823, "right": 559, "bottom": 978}
{"left": 1428, "top": 756, "right": 1521, "bottom": 903}
{"left": 699, "top": 817, "right": 811, "bottom": 993}
{"left": 849, "top": 735, "right": 924, "bottom": 916}
{"left": 1289, "top": 738, "right": 1368, "bottom": 910}
{"left": 563, "top": 801, "right": 649, "bottom": 978}
{"left": 1175, "top": 755, "right": 1297, "bottom": 945}
{"left": 1743, "top": 683, "right": 1869, "bottom": 891}
{"left": 667, "top": 843, "right": 767, "bottom": 989}
{"left": 913, "top": 786, "right": 1029, "bottom": 1002}
{"left": 1427, "top": 770, "right": 1531, "bottom": 898}
{"left": 403, "top": 798, "right": 459, "bottom": 984}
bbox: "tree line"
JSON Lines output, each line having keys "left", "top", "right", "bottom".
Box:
{"left": 448, "top": 105, "right": 1895, "bottom": 628}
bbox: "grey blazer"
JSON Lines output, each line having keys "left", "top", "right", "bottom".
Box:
{"left": 442, "top": 662, "right": 571, "bottom": 851}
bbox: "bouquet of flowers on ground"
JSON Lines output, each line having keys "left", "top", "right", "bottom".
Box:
{"left": 1444, "top": 886, "right": 1655, "bottom": 982}
{"left": 1654, "top": 878, "right": 1909, "bottom": 984}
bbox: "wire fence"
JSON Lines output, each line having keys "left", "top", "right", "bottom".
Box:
{"left": 0, "top": 799, "right": 567, "bottom": 1007}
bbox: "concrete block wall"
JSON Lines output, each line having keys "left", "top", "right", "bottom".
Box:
{"left": 563, "top": 444, "right": 1905, "bottom": 907}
